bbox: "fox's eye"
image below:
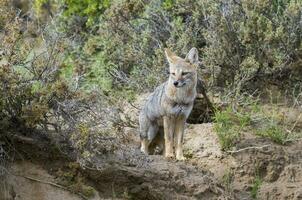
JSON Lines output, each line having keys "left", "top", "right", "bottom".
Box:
{"left": 171, "top": 72, "right": 175, "bottom": 75}
{"left": 182, "top": 72, "right": 190, "bottom": 76}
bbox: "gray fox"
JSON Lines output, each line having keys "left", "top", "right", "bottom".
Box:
{"left": 139, "top": 48, "right": 198, "bottom": 160}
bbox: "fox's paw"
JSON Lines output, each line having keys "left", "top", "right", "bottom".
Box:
{"left": 176, "top": 155, "right": 186, "bottom": 161}
{"left": 140, "top": 146, "right": 149, "bottom": 155}
{"left": 165, "top": 153, "right": 175, "bottom": 159}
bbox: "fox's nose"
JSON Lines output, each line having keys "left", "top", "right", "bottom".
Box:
{"left": 173, "top": 81, "right": 179, "bottom": 86}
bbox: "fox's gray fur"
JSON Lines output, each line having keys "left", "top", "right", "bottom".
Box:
{"left": 139, "top": 47, "right": 198, "bottom": 160}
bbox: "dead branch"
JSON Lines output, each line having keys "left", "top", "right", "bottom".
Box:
{"left": 227, "top": 144, "right": 271, "bottom": 154}
{"left": 285, "top": 138, "right": 302, "bottom": 143}
{"left": 12, "top": 135, "right": 35, "bottom": 144}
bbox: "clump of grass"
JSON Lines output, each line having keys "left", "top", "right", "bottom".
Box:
{"left": 251, "top": 176, "right": 262, "bottom": 199}
{"left": 256, "top": 124, "right": 288, "bottom": 145}
{"left": 222, "top": 170, "right": 234, "bottom": 194}
{"left": 72, "top": 182, "right": 95, "bottom": 198}
{"left": 214, "top": 88, "right": 302, "bottom": 150}
{"left": 55, "top": 162, "right": 95, "bottom": 198}
{"left": 214, "top": 106, "right": 251, "bottom": 150}
{"left": 215, "top": 126, "right": 241, "bottom": 151}
{"left": 253, "top": 103, "right": 296, "bottom": 144}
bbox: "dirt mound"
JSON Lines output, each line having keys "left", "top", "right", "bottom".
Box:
{"left": 85, "top": 155, "right": 229, "bottom": 199}
{"left": 1, "top": 131, "right": 231, "bottom": 200}
{"left": 84, "top": 149, "right": 231, "bottom": 199}
{"left": 183, "top": 123, "right": 302, "bottom": 200}
{"left": 2, "top": 109, "right": 301, "bottom": 199}
{"left": 1, "top": 161, "right": 100, "bottom": 200}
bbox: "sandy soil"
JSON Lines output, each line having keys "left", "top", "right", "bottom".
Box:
{"left": 1, "top": 161, "right": 102, "bottom": 200}
{"left": 1, "top": 94, "right": 301, "bottom": 200}
{"left": 184, "top": 123, "right": 302, "bottom": 200}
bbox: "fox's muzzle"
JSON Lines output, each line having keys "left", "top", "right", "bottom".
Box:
{"left": 173, "top": 80, "right": 186, "bottom": 88}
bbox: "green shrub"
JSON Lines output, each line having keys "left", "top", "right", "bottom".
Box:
{"left": 0, "top": 1, "right": 118, "bottom": 135}
{"left": 202, "top": 0, "right": 301, "bottom": 87}
{"left": 33, "top": 0, "right": 301, "bottom": 95}
{"left": 63, "top": 0, "right": 110, "bottom": 26}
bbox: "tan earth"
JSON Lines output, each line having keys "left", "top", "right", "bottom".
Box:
{"left": 183, "top": 123, "right": 302, "bottom": 200}
{"left": 1, "top": 161, "right": 101, "bottom": 200}
{"left": 1, "top": 94, "right": 302, "bottom": 199}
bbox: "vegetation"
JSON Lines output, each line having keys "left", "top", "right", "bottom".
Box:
{"left": 31, "top": 0, "right": 302, "bottom": 93}
{"left": 214, "top": 92, "right": 301, "bottom": 150}
{"left": 251, "top": 176, "right": 262, "bottom": 199}
{"left": 256, "top": 123, "right": 288, "bottom": 144}
{"left": 2, "top": 0, "right": 300, "bottom": 118}
{"left": 214, "top": 106, "right": 250, "bottom": 150}
{"left": 222, "top": 169, "right": 234, "bottom": 195}
{"left": 55, "top": 162, "right": 95, "bottom": 198}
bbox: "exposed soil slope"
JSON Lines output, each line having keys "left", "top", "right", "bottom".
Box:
{"left": 1, "top": 96, "right": 301, "bottom": 200}
{"left": 184, "top": 123, "right": 302, "bottom": 200}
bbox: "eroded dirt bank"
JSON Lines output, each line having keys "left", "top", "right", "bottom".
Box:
{"left": 184, "top": 123, "right": 302, "bottom": 200}
{"left": 1, "top": 122, "right": 301, "bottom": 200}
{"left": 0, "top": 130, "right": 230, "bottom": 200}
{"left": 2, "top": 161, "right": 99, "bottom": 200}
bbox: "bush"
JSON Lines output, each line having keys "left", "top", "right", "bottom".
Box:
{"left": 0, "top": 2, "right": 126, "bottom": 168}
{"left": 202, "top": 0, "right": 301, "bottom": 88}
{"left": 31, "top": 0, "right": 301, "bottom": 97}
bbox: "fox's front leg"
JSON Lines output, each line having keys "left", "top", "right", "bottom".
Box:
{"left": 175, "top": 116, "right": 185, "bottom": 160}
{"left": 163, "top": 116, "right": 175, "bottom": 158}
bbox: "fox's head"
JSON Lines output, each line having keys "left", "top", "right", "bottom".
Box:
{"left": 165, "top": 47, "right": 198, "bottom": 88}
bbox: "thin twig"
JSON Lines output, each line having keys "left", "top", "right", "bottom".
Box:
{"left": 289, "top": 113, "right": 302, "bottom": 133}
{"left": 285, "top": 138, "right": 302, "bottom": 143}
{"left": 129, "top": 102, "right": 140, "bottom": 110}
{"left": 227, "top": 144, "right": 271, "bottom": 154}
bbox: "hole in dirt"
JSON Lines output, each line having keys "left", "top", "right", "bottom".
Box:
{"left": 87, "top": 168, "right": 162, "bottom": 200}
{"left": 187, "top": 98, "right": 214, "bottom": 124}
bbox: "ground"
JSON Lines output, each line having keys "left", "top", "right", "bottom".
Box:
{"left": 3, "top": 161, "right": 100, "bottom": 200}
{"left": 184, "top": 123, "right": 302, "bottom": 200}
{"left": 1, "top": 94, "right": 302, "bottom": 200}
{"left": 2, "top": 122, "right": 301, "bottom": 200}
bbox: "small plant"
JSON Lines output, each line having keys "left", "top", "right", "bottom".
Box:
{"left": 253, "top": 101, "right": 291, "bottom": 145}
{"left": 214, "top": 106, "right": 251, "bottom": 150}
{"left": 55, "top": 162, "right": 95, "bottom": 198}
{"left": 256, "top": 124, "right": 288, "bottom": 145}
{"left": 251, "top": 176, "right": 262, "bottom": 199}
{"left": 215, "top": 126, "right": 241, "bottom": 151}
{"left": 183, "top": 149, "right": 194, "bottom": 159}
{"left": 222, "top": 170, "right": 234, "bottom": 194}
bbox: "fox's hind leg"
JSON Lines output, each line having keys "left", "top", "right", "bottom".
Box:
{"left": 140, "top": 127, "right": 150, "bottom": 154}
{"left": 141, "top": 138, "right": 150, "bottom": 154}
{"left": 140, "top": 123, "right": 158, "bottom": 155}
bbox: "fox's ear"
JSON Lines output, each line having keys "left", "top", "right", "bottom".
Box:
{"left": 185, "top": 47, "right": 198, "bottom": 64}
{"left": 165, "top": 48, "right": 176, "bottom": 64}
